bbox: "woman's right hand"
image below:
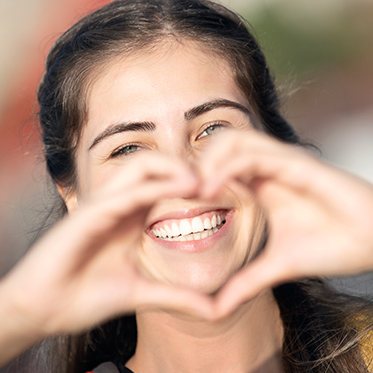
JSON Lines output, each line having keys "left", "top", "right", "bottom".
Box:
{"left": 198, "top": 129, "right": 373, "bottom": 317}
{"left": 0, "top": 152, "right": 213, "bottom": 366}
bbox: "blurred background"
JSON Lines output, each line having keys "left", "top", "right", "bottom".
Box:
{"left": 0, "top": 0, "right": 372, "bottom": 369}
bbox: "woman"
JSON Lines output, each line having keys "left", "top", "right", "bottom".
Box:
{"left": 1, "top": 0, "right": 373, "bottom": 372}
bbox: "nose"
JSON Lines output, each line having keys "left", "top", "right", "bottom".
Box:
{"left": 166, "top": 142, "right": 194, "bottom": 161}
{"left": 157, "top": 126, "right": 195, "bottom": 162}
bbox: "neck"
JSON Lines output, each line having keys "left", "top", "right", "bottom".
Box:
{"left": 127, "top": 290, "right": 284, "bottom": 373}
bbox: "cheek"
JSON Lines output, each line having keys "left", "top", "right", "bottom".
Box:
{"left": 75, "top": 152, "right": 118, "bottom": 196}
{"left": 227, "top": 184, "right": 267, "bottom": 263}
{"left": 242, "top": 207, "right": 267, "bottom": 264}
{"left": 74, "top": 149, "right": 92, "bottom": 195}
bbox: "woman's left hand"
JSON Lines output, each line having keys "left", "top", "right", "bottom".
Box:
{"left": 198, "top": 129, "right": 373, "bottom": 317}
{"left": 0, "top": 153, "right": 215, "bottom": 367}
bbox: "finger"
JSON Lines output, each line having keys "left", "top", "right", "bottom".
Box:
{"left": 37, "top": 177, "right": 198, "bottom": 265}
{"left": 97, "top": 176, "right": 200, "bottom": 223}
{"left": 131, "top": 280, "right": 215, "bottom": 319}
{"left": 199, "top": 129, "right": 280, "bottom": 174}
{"left": 28, "top": 166, "right": 200, "bottom": 273}
{"left": 198, "top": 131, "right": 276, "bottom": 197}
{"left": 199, "top": 128, "right": 310, "bottom": 180}
{"left": 201, "top": 154, "right": 261, "bottom": 198}
{"left": 198, "top": 130, "right": 244, "bottom": 182}
{"left": 99, "top": 152, "right": 198, "bottom": 196}
{"left": 214, "top": 255, "right": 289, "bottom": 318}
{"left": 201, "top": 147, "right": 312, "bottom": 201}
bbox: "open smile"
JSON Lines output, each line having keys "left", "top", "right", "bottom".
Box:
{"left": 150, "top": 210, "right": 228, "bottom": 242}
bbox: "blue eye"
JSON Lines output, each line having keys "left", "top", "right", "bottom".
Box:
{"left": 198, "top": 122, "right": 226, "bottom": 139}
{"left": 111, "top": 144, "right": 140, "bottom": 158}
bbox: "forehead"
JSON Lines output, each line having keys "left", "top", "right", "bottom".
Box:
{"left": 85, "top": 40, "right": 248, "bottom": 136}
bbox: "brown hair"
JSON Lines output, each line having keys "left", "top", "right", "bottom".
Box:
{"left": 36, "top": 1, "right": 373, "bottom": 372}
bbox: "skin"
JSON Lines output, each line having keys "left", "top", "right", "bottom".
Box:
{"left": 69, "top": 41, "right": 282, "bottom": 372}
{"left": 1, "top": 39, "right": 373, "bottom": 370}
{"left": 199, "top": 131, "right": 373, "bottom": 315}
{"left": 72, "top": 41, "right": 266, "bottom": 294}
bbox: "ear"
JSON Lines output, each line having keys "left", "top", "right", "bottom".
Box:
{"left": 57, "top": 184, "right": 79, "bottom": 212}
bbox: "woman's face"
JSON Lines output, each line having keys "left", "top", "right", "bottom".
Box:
{"left": 70, "top": 41, "right": 265, "bottom": 293}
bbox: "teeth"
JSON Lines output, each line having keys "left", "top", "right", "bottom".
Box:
{"left": 171, "top": 222, "right": 180, "bottom": 237}
{"left": 164, "top": 224, "right": 172, "bottom": 237}
{"left": 203, "top": 217, "right": 212, "bottom": 230}
{"left": 191, "top": 217, "right": 204, "bottom": 233}
{"left": 180, "top": 220, "right": 192, "bottom": 236}
{"left": 153, "top": 212, "right": 226, "bottom": 240}
{"left": 160, "top": 227, "right": 167, "bottom": 238}
{"left": 193, "top": 232, "right": 201, "bottom": 240}
{"left": 211, "top": 215, "right": 217, "bottom": 228}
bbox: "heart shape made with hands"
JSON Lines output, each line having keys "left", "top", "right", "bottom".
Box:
{"left": 17, "top": 130, "right": 372, "bottom": 335}
{"left": 79, "top": 136, "right": 299, "bottom": 321}
{"left": 120, "top": 129, "right": 373, "bottom": 320}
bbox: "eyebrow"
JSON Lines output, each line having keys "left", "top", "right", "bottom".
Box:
{"left": 184, "top": 99, "right": 251, "bottom": 121}
{"left": 89, "top": 99, "right": 251, "bottom": 150}
{"left": 89, "top": 121, "right": 155, "bottom": 150}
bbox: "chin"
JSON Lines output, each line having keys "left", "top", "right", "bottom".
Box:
{"left": 174, "top": 271, "right": 231, "bottom": 295}
{"left": 144, "top": 253, "right": 244, "bottom": 295}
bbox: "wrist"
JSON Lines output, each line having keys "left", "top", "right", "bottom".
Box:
{"left": 0, "top": 278, "right": 48, "bottom": 367}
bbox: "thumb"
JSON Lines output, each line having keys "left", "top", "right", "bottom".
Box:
{"left": 214, "top": 254, "right": 288, "bottom": 318}
{"left": 131, "top": 280, "right": 215, "bottom": 319}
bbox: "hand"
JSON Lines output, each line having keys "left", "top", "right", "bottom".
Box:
{"left": 0, "top": 152, "right": 214, "bottom": 365}
{"left": 199, "top": 129, "right": 373, "bottom": 316}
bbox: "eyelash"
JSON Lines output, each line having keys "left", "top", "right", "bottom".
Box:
{"left": 109, "top": 121, "right": 228, "bottom": 158}
{"left": 196, "top": 121, "right": 227, "bottom": 140}
{"left": 110, "top": 143, "right": 141, "bottom": 158}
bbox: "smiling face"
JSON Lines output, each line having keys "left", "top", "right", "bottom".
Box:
{"left": 68, "top": 41, "right": 266, "bottom": 293}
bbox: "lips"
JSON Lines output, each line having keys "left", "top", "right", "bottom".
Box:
{"left": 150, "top": 210, "right": 228, "bottom": 242}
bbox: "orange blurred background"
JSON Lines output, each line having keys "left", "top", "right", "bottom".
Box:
{"left": 0, "top": 0, "right": 111, "bottom": 277}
